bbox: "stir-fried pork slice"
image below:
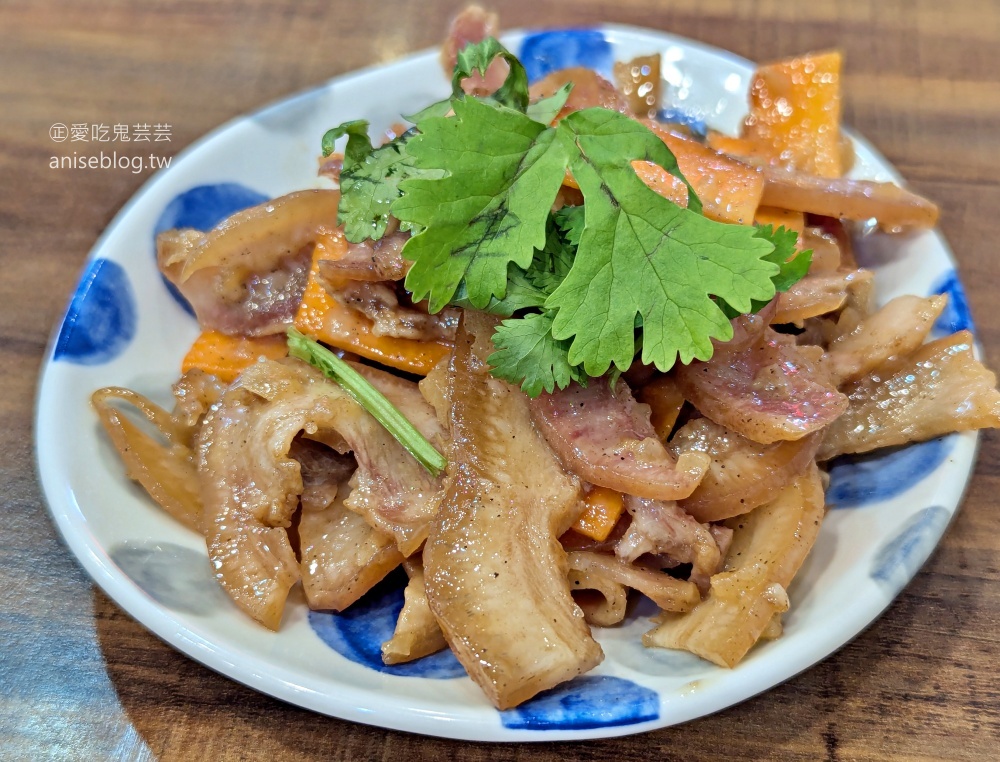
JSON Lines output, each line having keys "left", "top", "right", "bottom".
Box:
{"left": 819, "top": 330, "right": 1000, "bottom": 460}
{"left": 567, "top": 566, "right": 628, "bottom": 627}
{"left": 158, "top": 190, "right": 339, "bottom": 336}
{"left": 529, "top": 67, "right": 630, "bottom": 115}
{"left": 328, "top": 280, "right": 459, "bottom": 342}
{"left": 671, "top": 418, "right": 821, "bottom": 522}
{"left": 171, "top": 369, "right": 227, "bottom": 434}
{"left": 645, "top": 464, "right": 825, "bottom": 667}
{"left": 382, "top": 559, "right": 448, "bottom": 665}
{"left": 760, "top": 168, "right": 939, "bottom": 230}
{"left": 317, "top": 228, "right": 410, "bottom": 283}
{"left": 92, "top": 387, "right": 202, "bottom": 531}
{"left": 197, "top": 359, "right": 440, "bottom": 628}
{"left": 423, "top": 312, "right": 602, "bottom": 710}
{"left": 529, "top": 379, "right": 710, "bottom": 501}
{"left": 294, "top": 438, "right": 402, "bottom": 612}
{"left": 772, "top": 269, "right": 874, "bottom": 325}
{"left": 616, "top": 496, "right": 723, "bottom": 593}
{"left": 568, "top": 551, "right": 700, "bottom": 614}
{"left": 675, "top": 309, "right": 848, "bottom": 444}
{"left": 826, "top": 294, "right": 947, "bottom": 385}
{"left": 440, "top": 5, "right": 506, "bottom": 95}
{"left": 251, "top": 359, "right": 444, "bottom": 556}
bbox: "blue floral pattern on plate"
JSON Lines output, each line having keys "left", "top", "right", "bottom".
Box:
{"left": 308, "top": 570, "right": 464, "bottom": 679}
{"left": 153, "top": 183, "right": 270, "bottom": 313}
{"left": 870, "top": 506, "right": 951, "bottom": 592}
{"left": 931, "top": 269, "right": 975, "bottom": 335}
{"left": 54, "top": 258, "right": 136, "bottom": 365}
{"left": 519, "top": 29, "right": 613, "bottom": 83}
{"left": 826, "top": 437, "right": 953, "bottom": 509}
{"left": 500, "top": 675, "right": 659, "bottom": 730}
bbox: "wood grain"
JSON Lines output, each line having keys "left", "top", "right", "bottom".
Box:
{"left": 3, "top": 0, "right": 1000, "bottom": 759}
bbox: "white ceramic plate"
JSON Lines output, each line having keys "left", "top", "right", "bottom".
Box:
{"left": 36, "top": 25, "right": 979, "bottom": 741}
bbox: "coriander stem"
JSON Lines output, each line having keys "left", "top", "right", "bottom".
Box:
{"left": 286, "top": 329, "right": 447, "bottom": 477}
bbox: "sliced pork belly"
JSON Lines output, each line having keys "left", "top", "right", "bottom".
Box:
{"left": 423, "top": 312, "right": 602, "bottom": 710}
{"left": 317, "top": 229, "right": 410, "bottom": 283}
{"left": 616, "top": 496, "right": 723, "bottom": 593}
{"left": 529, "top": 379, "right": 710, "bottom": 501}
{"left": 158, "top": 190, "right": 339, "bottom": 336}
{"left": 291, "top": 439, "right": 402, "bottom": 612}
{"left": 382, "top": 559, "right": 448, "bottom": 665}
{"left": 567, "top": 551, "right": 700, "bottom": 617}
{"left": 772, "top": 269, "right": 874, "bottom": 325}
{"left": 197, "top": 359, "right": 441, "bottom": 628}
{"left": 826, "top": 294, "right": 947, "bottom": 385}
{"left": 645, "top": 464, "right": 826, "bottom": 667}
{"left": 329, "top": 281, "right": 459, "bottom": 342}
{"left": 440, "top": 5, "right": 506, "bottom": 95}
{"left": 675, "top": 310, "right": 848, "bottom": 444}
{"left": 820, "top": 330, "right": 1000, "bottom": 459}
{"left": 671, "top": 418, "right": 821, "bottom": 522}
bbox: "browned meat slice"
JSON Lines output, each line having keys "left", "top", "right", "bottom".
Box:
{"left": 760, "top": 168, "right": 939, "bottom": 230}
{"left": 567, "top": 551, "right": 700, "bottom": 616}
{"left": 317, "top": 228, "right": 410, "bottom": 283}
{"left": 157, "top": 190, "right": 339, "bottom": 336}
{"left": 645, "top": 464, "right": 826, "bottom": 667}
{"left": 440, "top": 5, "right": 507, "bottom": 95}
{"left": 826, "top": 294, "right": 947, "bottom": 385}
{"left": 772, "top": 269, "right": 874, "bottom": 325}
{"left": 820, "top": 330, "right": 1000, "bottom": 459}
{"left": 382, "top": 558, "right": 448, "bottom": 665}
{"left": 615, "top": 496, "right": 723, "bottom": 593}
{"left": 197, "top": 359, "right": 441, "bottom": 628}
{"left": 675, "top": 309, "right": 848, "bottom": 444}
{"left": 529, "top": 67, "right": 630, "bottom": 114}
{"left": 671, "top": 417, "right": 821, "bottom": 522}
{"left": 329, "top": 281, "right": 458, "bottom": 342}
{"left": 423, "top": 312, "right": 602, "bottom": 710}
{"left": 529, "top": 379, "right": 710, "bottom": 501}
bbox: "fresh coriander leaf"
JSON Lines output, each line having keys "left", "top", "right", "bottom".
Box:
{"left": 546, "top": 108, "right": 779, "bottom": 376}
{"left": 337, "top": 129, "right": 427, "bottom": 243}
{"left": 489, "top": 311, "right": 588, "bottom": 396}
{"left": 394, "top": 96, "right": 568, "bottom": 313}
{"left": 526, "top": 82, "right": 574, "bottom": 125}
{"left": 450, "top": 263, "right": 549, "bottom": 316}
{"left": 404, "top": 99, "right": 453, "bottom": 123}
{"left": 755, "top": 224, "right": 812, "bottom": 292}
{"left": 286, "top": 329, "right": 447, "bottom": 477}
{"left": 323, "top": 119, "right": 374, "bottom": 165}
{"left": 525, "top": 214, "right": 576, "bottom": 293}
{"left": 553, "top": 204, "right": 585, "bottom": 247}
{"left": 452, "top": 37, "right": 530, "bottom": 112}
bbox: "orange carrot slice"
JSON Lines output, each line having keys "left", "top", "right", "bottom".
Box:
{"left": 293, "top": 231, "right": 451, "bottom": 376}
{"left": 743, "top": 51, "right": 843, "bottom": 178}
{"left": 571, "top": 486, "right": 626, "bottom": 542}
{"left": 181, "top": 330, "right": 287, "bottom": 382}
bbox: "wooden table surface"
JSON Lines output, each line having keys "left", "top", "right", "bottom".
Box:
{"left": 4, "top": 0, "right": 1000, "bottom": 759}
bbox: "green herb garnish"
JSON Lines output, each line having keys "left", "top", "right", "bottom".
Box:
{"left": 321, "top": 38, "right": 810, "bottom": 396}
{"left": 287, "top": 329, "right": 447, "bottom": 477}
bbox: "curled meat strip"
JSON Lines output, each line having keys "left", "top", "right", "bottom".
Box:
{"left": 820, "top": 330, "right": 1000, "bottom": 460}
{"left": 196, "top": 358, "right": 441, "bottom": 628}
{"left": 615, "top": 496, "right": 723, "bottom": 593}
{"left": 158, "top": 190, "right": 339, "bottom": 336}
{"left": 292, "top": 439, "right": 403, "bottom": 612}
{"left": 645, "top": 464, "right": 825, "bottom": 667}
{"left": 772, "top": 269, "right": 874, "bottom": 325}
{"left": 382, "top": 558, "right": 448, "bottom": 665}
{"left": 826, "top": 294, "right": 947, "bottom": 385}
{"left": 568, "top": 551, "right": 700, "bottom": 616}
{"left": 529, "top": 379, "right": 710, "bottom": 501}
{"left": 675, "top": 306, "right": 848, "bottom": 444}
{"left": 671, "top": 418, "right": 821, "bottom": 523}
{"left": 423, "top": 312, "right": 602, "bottom": 710}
